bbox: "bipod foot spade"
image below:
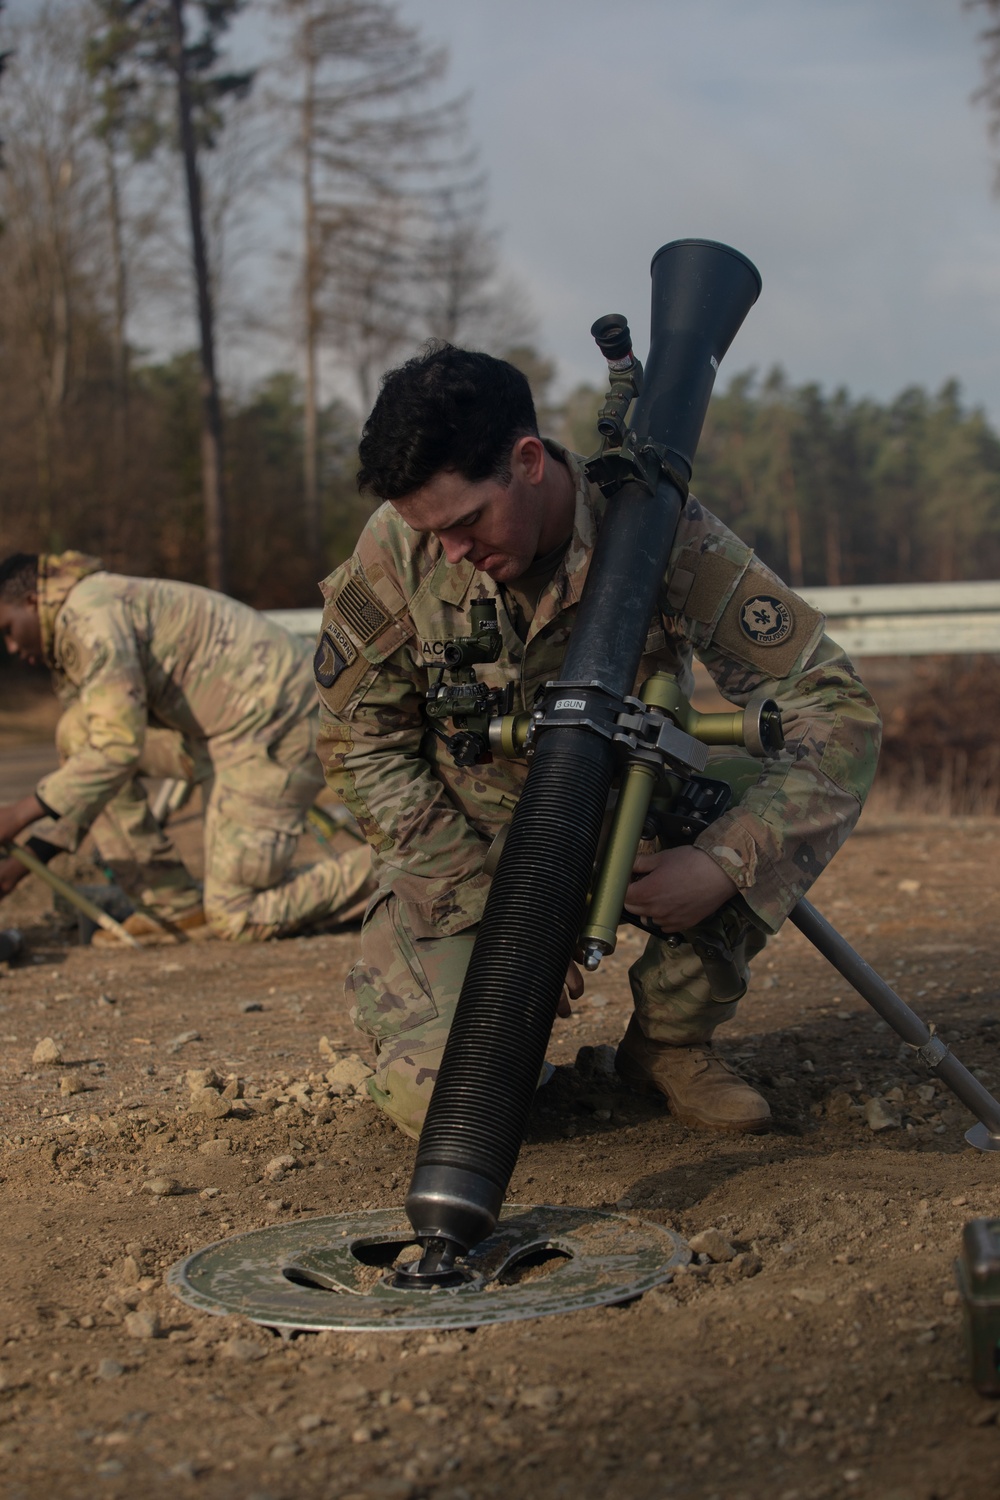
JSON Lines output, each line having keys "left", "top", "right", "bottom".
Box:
{"left": 167, "top": 1205, "right": 690, "bottom": 1333}
{"left": 964, "top": 1122, "right": 1000, "bottom": 1153}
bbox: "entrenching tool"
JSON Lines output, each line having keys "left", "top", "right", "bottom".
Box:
{"left": 2, "top": 840, "right": 141, "bottom": 948}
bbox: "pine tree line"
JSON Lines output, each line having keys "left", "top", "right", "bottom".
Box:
{"left": 3, "top": 3, "right": 1000, "bottom": 606}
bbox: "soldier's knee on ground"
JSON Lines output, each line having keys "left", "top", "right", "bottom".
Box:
{"left": 367, "top": 1034, "right": 445, "bottom": 1139}
{"left": 205, "top": 844, "right": 375, "bottom": 942}
{"left": 345, "top": 895, "right": 474, "bottom": 1138}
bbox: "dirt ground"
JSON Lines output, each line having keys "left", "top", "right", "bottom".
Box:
{"left": 3, "top": 676, "right": 1000, "bottom": 1499}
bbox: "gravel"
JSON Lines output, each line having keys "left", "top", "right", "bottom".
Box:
{"left": 142, "top": 1176, "right": 181, "bottom": 1197}
{"left": 864, "top": 1097, "right": 900, "bottom": 1130}
{"left": 188, "top": 1086, "right": 231, "bottom": 1119}
{"left": 687, "top": 1228, "right": 736, "bottom": 1263}
{"left": 219, "top": 1338, "right": 267, "bottom": 1363}
{"left": 263, "top": 1154, "right": 299, "bottom": 1181}
{"left": 122, "top": 1309, "right": 160, "bottom": 1339}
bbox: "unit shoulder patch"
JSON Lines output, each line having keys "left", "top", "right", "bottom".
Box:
{"left": 738, "top": 593, "right": 793, "bottom": 647}
{"left": 313, "top": 623, "right": 357, "bottom": 690}
{"left": 713, "top": 568, "right": 822, "bottom": 677}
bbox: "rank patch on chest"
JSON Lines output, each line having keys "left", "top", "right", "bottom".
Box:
{"left": 739, "top": 594, "right": 793, "bottom": 647}
{"left": 335, "top": 576, "right": 390, "bottom": 644}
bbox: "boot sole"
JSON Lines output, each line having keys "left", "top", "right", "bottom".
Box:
{"left": 667, "top": 1104, "right": 770, "bottom": 1134}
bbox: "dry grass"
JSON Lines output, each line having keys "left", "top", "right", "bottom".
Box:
{"left": 868, "top": 756, "right": 1000, "bottom": 817}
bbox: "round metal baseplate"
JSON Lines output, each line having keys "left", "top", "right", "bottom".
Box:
{"left": 168, "top": 1204, "right": 690, "bottom": 1332}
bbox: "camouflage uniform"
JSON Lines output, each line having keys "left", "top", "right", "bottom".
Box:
{"left": 32, "top": 553, "right": 371, "bottom": 941}
{"left": 316, "top": 446, "right": 881, "bottom": 1136}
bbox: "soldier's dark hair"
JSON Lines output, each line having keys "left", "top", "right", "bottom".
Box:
{"left": 0, "top": 553, "right": 38, "bottom": 602}
{"left": 357, "top": 344, "right": 539, "bottom": 500}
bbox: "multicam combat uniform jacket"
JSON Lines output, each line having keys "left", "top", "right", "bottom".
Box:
{"left": 316, "top": 446, "right": 881, "bottom": 940}
{"left": 34, "top": 553, "right": 317, "bottom": 853}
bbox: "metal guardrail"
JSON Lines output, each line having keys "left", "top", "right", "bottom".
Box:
{"left": 798, "top": 582, "right": 1000, "bottom": 656}
{"left": 267, "top": 581, "right": 1000, "bottom": 658}
{"left": 265, "top": 609, "right": 324, "bottom": 637}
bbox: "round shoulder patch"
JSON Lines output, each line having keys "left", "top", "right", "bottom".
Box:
{"left": 739, "top": 594, "right": 793, "bottom": 647}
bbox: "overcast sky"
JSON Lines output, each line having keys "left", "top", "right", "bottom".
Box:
{"left": 391, "top": 0, "right": 1000, "bottom": 418}
{"left": 13, "top": 0, "right": 998, "bottom": 419}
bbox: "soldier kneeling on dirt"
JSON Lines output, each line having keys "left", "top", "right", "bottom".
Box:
{"left": 314, "top": 345, "right": 883, "bottom": 1140}
{"left": 0, "top": 552, "right": 372, "bottom": 943}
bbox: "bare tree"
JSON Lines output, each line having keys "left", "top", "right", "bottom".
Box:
{"left": 270, "top": 0, "right": 475, "bottom": 555}
{"left": 86, "top": 0, "right": 253, "bottom": 593}
{"left": 0, "top": 4, "right": 110, "bottom": 539}
{"left": 86, "top": 1, "right": 146, "bottom": 478}
{"left": 0, "top": 2, "right": 12, "bottom": 165}
{"left": 970, "top": 1, "right": 1000, "bottom": 191}
{"left": 418, "top": 178, "right": 533, "bottom": 354}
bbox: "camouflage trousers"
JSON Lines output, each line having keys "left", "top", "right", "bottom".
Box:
{"left": 346, "top": 893, "right": 766, "bottom": 1139}
{"left": 55, "top": 704, "right": 372, "bottom": 942}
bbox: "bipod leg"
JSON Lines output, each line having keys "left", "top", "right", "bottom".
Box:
{"left": 790, "top": 898, "right": 1000, "bottom": 1152}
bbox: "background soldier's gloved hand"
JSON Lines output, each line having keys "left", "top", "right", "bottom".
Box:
{"left": 624, "top": 845, "right": 739, "bottom": 931}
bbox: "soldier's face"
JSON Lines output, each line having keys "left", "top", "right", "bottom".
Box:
{"left": 0, "top": 595, "right": 43, "bottom": 666}
{"left": 392, "top": 438, "right": 554, "bottom": 584}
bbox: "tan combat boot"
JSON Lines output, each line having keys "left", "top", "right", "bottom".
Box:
{"left": 615, "top": 1015, "right": 770, "bottom": 1134}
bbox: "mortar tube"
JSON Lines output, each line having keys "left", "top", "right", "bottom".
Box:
{"left": 407, "top": 477, "right": 684, "bottom": 1259}
{"left": 406, "top": 239, "right": 763, "bottom": 1260}
{"left": 790, "top": 898, "right": 1000, "bottom": 1148}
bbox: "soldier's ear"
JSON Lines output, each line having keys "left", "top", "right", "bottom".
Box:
{"left": 512, "top": 434, "right": 546, "bottom": 485}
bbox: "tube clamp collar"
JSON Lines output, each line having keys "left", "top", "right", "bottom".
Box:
{"left": 913, "top": 1034, "right": 950, "bottom": 1069}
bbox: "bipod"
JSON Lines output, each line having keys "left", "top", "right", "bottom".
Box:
{"left": 791, "top": 898, "right": 1000, "bottom": 1152}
